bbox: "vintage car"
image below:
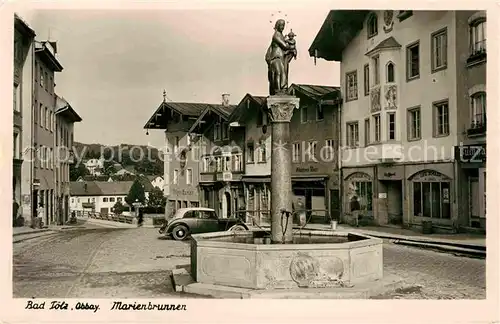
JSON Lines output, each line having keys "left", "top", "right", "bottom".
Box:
{"left": 158, "top": 207, "right": 249, "bottom": 240}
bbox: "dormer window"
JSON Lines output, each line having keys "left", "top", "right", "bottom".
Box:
{"left": 386, "top": 62, "right": 395, "bottom": 83}
{"left": 367, "top": 13, "right": 378, "bottom": 39}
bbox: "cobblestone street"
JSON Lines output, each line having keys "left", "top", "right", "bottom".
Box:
{"left": 13, "top": 227, "right": 486, "bottom": 299}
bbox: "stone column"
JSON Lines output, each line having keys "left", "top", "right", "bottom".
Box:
{"left": 266, "top": 95, "right": 300, "bottom": 243}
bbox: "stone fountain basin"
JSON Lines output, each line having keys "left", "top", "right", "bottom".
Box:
{"left": 190, "top": 230, "right": 383, "bottom": 290}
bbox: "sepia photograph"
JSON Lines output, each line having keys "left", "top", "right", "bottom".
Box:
{"left": 3, "top": 1, "right": 498, "bottom": 323}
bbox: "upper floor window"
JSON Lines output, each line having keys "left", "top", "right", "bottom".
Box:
{"left": 386, "top": 62, "right": 395, "bottom": 83}
{"left": 258, "top": 142, "right": 267, "bottom": 163}
{"left": 246, "top": 143, "right": 255, "bottom": 163}
{"left": 174, "top": 136, "right": 180, "bottom": 154}
{"left": 221, "top": 122, "right": 229, "bottom": 140}
{"left": 307, "top": 141, "right": 317, "bottom": 161}
{"left": 346, "top": 71, "right": 358, "bottom": 101}
{"left": 363, "top": 64, "right": 370, "bottom": 96}
{"left": 40, "top": 66, "right": 45, "bottom": 88}
{"left": 433, "top": 100, "right": 450, "bottom": 137}
{"left": 470, "top": 19, "right": 486, "bottom": 55}
{"left": 13, "top": 84, "right": 20, "bottom": 112}
{"left": 372, "top": 56, "right": 380, "bottom": 86}
{"left": 103, "top": 197, "right": 109, "bottom": 202}
{"left": 256, "top": 108, "right": 266, "bottom": 127}
{"left": 470, "top": 92, "right": 486, "bottom": 129}
{"left": 202, "top": 157, "right": 210, "bottom": 172}
{"left": 346, "top": 122, "right": 359, "bottom": 148}
{"left": 300, "top": 105, "right": 307, "bottom": 123}
{"left": 214, "top": 123, "right": 221, "bottom": 141}
{"left": 406, "top": 41, "right": 420, "bottom": 81}
{"left": 232, "top": 153, "right": 242, "bottom": 172}
{"left": 364, "top": 118, "right": 370, "bottom": 146}
{"left": 431, "top": 28, "right": 448, "bottom": 72}
{"left": 186, "top": 168, "right": 193, "bottom": 185}
{"left": 316, "top": 104, "right": 324, "bottom": 121}
{"left": 373, "top": 114, "right": 381, "bottom": 142}
{"left": 387, "top": 112, "right": 396, "bottom": 140}
{"left": 223, "top": 156, "right": 231, "bottom": 172}
{"left": 173, "top": 169, "right": 179, "bottom": 184}
{"left": 407, "top": 107, "right": 421, "bottom": 141}
{"left": 324, "top": 139, "right": 334, "bottom": 161}
{"left": 367, "top": 13, "right": 378, "bottom": 38}
{"left": 292, "top": 143, "right": 300, "bottom": 162}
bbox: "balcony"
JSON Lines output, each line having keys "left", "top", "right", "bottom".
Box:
{"left": 467, "top": 41, "right": 486, "bottom": 67}
{"left": 366, "top": 142, "right": 403, "bottom": 163}
{"left": 467, "top": 117, "right": 486, "bottom": 137}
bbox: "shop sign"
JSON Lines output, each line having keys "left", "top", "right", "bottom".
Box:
{"left": 377, "top": 165, "right": 404, "bottom": 180}
{"left": 378, "top": 192, "right": 387, "bottom": 199}
{"left": 454, "top": 144, "right": 486, "bottom": 163}
{"left": 295, "top": 165, "right": 319, "bottom": 173}
{"left": 410, "top": 170, "right": 451, "bottom": 182}
{"left": 172, "top": 188, "right": 196, "bottom": 197}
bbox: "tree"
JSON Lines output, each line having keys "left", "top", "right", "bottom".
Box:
{"left": 103, "top": 160, "right": 116, "bottom": 175}
{"left": 112, "top": 201, "right": 124, "bottom": 215}
{"left": 148, "top": 186, "right": 166, "bottom": 208}
{"left": 125, "top": 178, "right": 146, "bottom": 207}
{"left": 70, "top": 163, "right": 89, "bottom": 181}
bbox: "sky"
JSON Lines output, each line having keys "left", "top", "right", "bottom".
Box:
{"left": 21, "top": 7, "right": 340, "bottom": 149}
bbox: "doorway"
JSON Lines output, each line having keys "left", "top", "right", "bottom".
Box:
{"left": 385, "top": 180, "right": 403, "bottom": 225}
{"left": 222, "top": 192, "right": 231, "bottom": 219}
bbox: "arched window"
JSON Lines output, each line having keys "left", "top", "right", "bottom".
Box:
{"left": 367, "top": 13, "right": 378, "bottom": 38}
{"left": 386, "top": 62, "right": 395, "bottom": 83}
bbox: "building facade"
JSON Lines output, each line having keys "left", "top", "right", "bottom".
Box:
{"left": 288, "top": 84, "right": 342, "bottom": 223}
{"left": 55, "top": 95, "right": 82, "bottom": 223}
{"left": 13, "top": 15, "right": 35, "bottom": 217}
{"left": 70, "top": 180, "right": 153, "bottom": 214}
{"left": 189, "top": 98, "right": 244, "bottom": 219}
{"left": 228, "top": 94, "right": 272, "bottom": 225}
{"left": 310, "top": 10, "right": 487, "bottom": 233}
{"left": 144, "top": 95, "right": 219, "bottom": 216}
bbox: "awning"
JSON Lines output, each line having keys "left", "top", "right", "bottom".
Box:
{"left": 292, "top": 175, "right": 328, "bottom": 182}
{"left": 82, "top": 202, "right": 94, "bottom": 208}
{"left": 242, "top": 176, "right": 271, "bottom": 183}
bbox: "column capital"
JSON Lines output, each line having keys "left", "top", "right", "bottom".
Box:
{"left": 266, "top": 95, "right": 300, "bottom": 123}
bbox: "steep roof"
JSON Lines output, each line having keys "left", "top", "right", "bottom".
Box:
{"left": 289, "top": 84, "right": 340, "bottom": 101}
{"left": 228, "top": 93, "right": 267, "bottom": 123}
{"left": 70, "top": 180, "right": 154, "bottom": 196}
{"left": 188, "top": 104, "right": 237, "bottom": 134}
{"left": 309, "top": 10, "right": 370, "bottom": 62}
{"left": 55, "top": 95, "right": 82, "bottom": 122}
{"left": 144, "top": 101, "right": 218, "bottom": 130}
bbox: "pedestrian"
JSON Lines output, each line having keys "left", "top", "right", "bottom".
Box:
{"left": 13, "top": 199, "right": 20, "bottom": 227}
{"left": 137, "top": 208, "right": 144, "bottom": 227}
{"left": 36, "top": 203, "right": 44, "bottom": 229}
{"left": 350, "top": 196, "right": 361, "bottom": 227}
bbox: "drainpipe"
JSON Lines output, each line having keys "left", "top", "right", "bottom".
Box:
{"left": 29, "top": 38, "right": 35, "bottom": 224}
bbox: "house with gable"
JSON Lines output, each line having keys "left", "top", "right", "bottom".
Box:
{"left": 309, "top": 10, "right": 487, "bottom": 233}
{"left": 188, "top": 94, "right": 243, "bottom": 218}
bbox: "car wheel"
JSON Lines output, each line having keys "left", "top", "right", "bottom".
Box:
{"left": 229, "top": 224, "right": 246, "bottom": 232}
{"left": 172, "top": 225, "right": 189, "bottom": 241}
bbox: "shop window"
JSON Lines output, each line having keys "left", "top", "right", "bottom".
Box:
{"left": 352, "top": 181, "right": 373, "bottom": 211}
{"left": 413, "top": 181, "right": 450, "bottom": 218}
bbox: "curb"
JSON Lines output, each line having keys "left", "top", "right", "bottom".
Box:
{"left": 392, "top": 240, "right": 486, "bottom": 258}
{"left": 13, "top": 231, "right": 59, "bottom": 244}
{"left": 12, "top": 228, "right": 51, "bottom": 237}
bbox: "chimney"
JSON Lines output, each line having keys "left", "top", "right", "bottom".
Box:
{"left": 222, "top": 94, "right": 230, "bottom": 106}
